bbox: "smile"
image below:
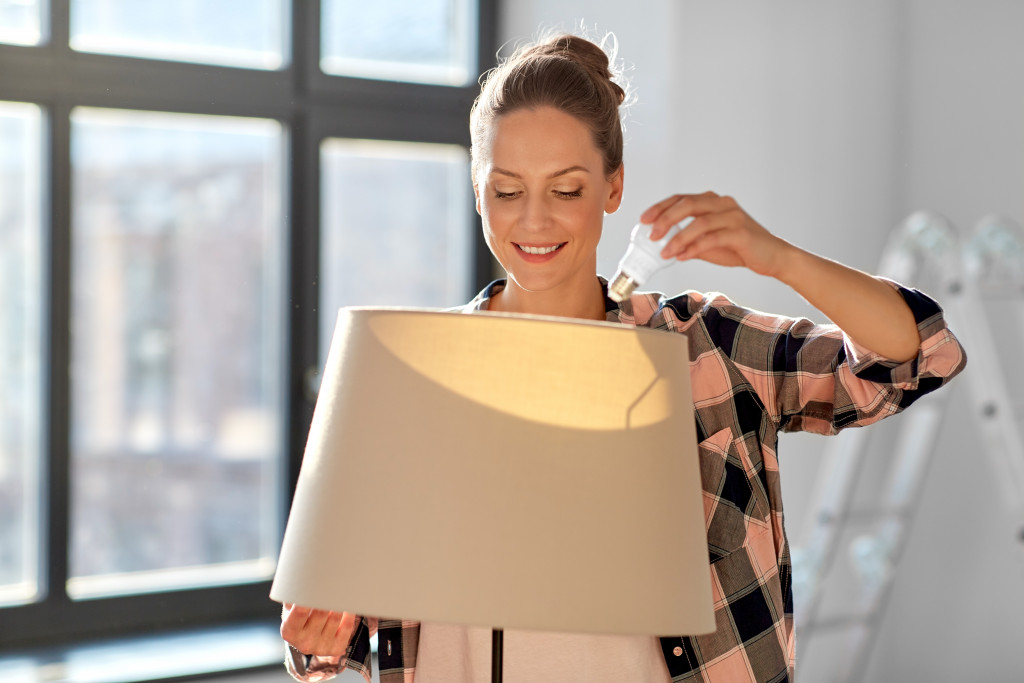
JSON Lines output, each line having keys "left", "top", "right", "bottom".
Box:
{"left": 516, "top": 243, "right": 565, "bottom": 255}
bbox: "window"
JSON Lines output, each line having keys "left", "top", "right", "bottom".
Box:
{"left": 0, "top": 101, "right": 43, "bottom": 608}
{"left": 321, "top": 0, "right": 477, "bottom": 85}
{"left": 68, "top": 108, "right": 285, "bottom": 599}
{"left": 0, "top": 0, "right": 496, "bottom": 659}
{"left": 70, "top": 0, "right": 289, "bottom": 70}
{"left": 319, "top": 138, "right": 473, "bottom": 361}
{"left": 0, "top": 0, "right": 44, "bottom": 46}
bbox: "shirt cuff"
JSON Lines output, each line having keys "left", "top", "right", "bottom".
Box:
{"left": 284, "top": 643, "right": 344, "bottom": 682}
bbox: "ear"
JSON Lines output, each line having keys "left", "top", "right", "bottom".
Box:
{"left": 604, "top": 164, "right": 625, "bottom": 214}
{"left": 473, "top": 182, "right": 482, "bottom": 216}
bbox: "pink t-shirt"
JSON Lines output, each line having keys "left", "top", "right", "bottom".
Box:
{"left": 414, "top": 622, "right": 673, "bottom": 683}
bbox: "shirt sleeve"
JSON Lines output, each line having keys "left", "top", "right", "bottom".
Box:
{"left": 284, "top": 616, "right": 377, "bottom": 683}
{"left": 719, "top": 280, "right": 967, "bottom": 435}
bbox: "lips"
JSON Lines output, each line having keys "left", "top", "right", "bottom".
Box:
{"left": 513, "top": 242, "right": 566, "bottom": 263}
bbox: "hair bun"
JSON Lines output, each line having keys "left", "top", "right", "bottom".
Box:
{"left": 538, "top": 33, "right": 626, "bottom": 105}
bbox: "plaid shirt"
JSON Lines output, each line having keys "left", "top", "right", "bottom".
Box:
{"left": 288, "top": 276, "right": 966, "bottom": 683}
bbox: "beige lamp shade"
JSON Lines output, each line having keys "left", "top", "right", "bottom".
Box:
{"left": 270, "top": 307, "right": 714, "bottom": 636}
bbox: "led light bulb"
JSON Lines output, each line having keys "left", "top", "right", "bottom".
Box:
{"left": 608, "top": 218, "right": 693, "bottom": 302}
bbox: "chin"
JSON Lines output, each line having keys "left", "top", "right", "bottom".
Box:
{"left": 505, "top": 271, "right": 570, "bottom": 294}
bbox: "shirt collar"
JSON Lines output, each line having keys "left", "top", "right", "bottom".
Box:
{"left": 462, "top": 276, "right": 632, "bottom": 324}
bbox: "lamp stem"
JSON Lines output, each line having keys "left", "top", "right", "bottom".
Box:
{"left": 491, "top": 628, "right": 503, "bottom": 683}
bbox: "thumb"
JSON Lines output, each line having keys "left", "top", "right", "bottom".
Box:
{"left": 339, "top": 612, "right": 358, "bottom": 639}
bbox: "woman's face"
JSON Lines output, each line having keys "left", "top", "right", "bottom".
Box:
{"left": 474, "top": 106, "right": 623, "bottom": 297}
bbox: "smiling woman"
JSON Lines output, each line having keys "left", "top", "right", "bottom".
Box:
{"left": 279, "top": 30, "right": 966, "bottom": 683}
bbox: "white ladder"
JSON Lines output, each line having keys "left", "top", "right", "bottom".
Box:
{"left": 791, "top": 212, "right": 1024, "bottom": 682}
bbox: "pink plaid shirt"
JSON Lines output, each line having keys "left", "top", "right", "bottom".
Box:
{"left": 287, "top": 276, "right": 966, "bottom": 683}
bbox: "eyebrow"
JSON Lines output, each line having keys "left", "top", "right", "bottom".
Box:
{"left": 490, "top": 165, "right": 590, "bottom": 180}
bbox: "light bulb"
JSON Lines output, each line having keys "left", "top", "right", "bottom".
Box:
{"left": 608, "top": 218, "right": 693, "bottom": 302}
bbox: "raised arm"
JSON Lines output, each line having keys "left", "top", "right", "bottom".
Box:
{"left": 642, "top": 192, "right": 920, "bottom": 361}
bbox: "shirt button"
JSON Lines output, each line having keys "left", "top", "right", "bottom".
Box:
{"left": 673, "top": 646, "right": 683, "bottom": 656}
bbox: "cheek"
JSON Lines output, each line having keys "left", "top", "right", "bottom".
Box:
{"left": 478, "top": 207, "right": 505, "bottom": 251}
{"left": 480, "top": 199, "right": 512, "bottom": 231}
{"left": 479, "top": 217, "right": 512, "bottom": 269}
{"left": 585, "top": 200, "right": 607, "bottom": 220}
{"left": 573, "top": 200, "right": 607, "bottom": 236}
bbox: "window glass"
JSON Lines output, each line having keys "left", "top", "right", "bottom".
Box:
{"left": 68, "top": 108, "right": 286, "bottom": 599}
{"left": 0, "top": 102, "right": 43, "bottom": 607}
{"left": 70, "top": 0, "right": 288, "bottom": 70}
{"left": 0, "top": 0, "right": 44, "bottom": 46}
{"left": 319, "top": 138, "right": 472, "bottom": 364}
{"left": 321, "top": 0, "right": 475, "bottom": 85}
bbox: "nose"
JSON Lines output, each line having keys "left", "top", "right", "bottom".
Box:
{"left": 519, "top": 193, "right": 551, "bottom": 233}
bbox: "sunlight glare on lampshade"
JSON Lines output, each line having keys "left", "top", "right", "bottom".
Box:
{"left": 365, "top": 309, "right": 673, "bottom": 430}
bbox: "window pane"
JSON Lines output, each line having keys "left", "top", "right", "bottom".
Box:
{"left": 321, "top": 0, "right": 476, "bottom": 85}
{"left": 0, "top": 102, "right": 43, "bottom": 607}
{"left": 70, "top": 0, "right": 288, "bottom": 70}
{"left": 0, "top": 0, "right": 44, "bottom": 46}
{"left": 319, "top": 138, "right": 472, "bottom": 363}
{"left": 69, "top": 108, "right": 286, "bottom": 599}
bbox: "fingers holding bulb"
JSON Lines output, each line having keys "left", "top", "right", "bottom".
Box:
{"left": 639, "top": 192, "right": 790, "bottom": 276}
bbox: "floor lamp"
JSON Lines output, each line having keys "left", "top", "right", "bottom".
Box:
{"left": 271, "top": 307, "right": 714, "bottom": 681}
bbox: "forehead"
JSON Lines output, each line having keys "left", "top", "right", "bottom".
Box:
{"left": 480, "top": 106, "right": 602, "bottom": 173}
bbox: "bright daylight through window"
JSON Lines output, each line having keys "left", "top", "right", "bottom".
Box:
{"left": 0, "top": 101, "right": 43, "bottom": 608}
{"left": 0, "top": 0, "right": 43, "bottom": 46}
{"left": 70, "top": 0, "right": 288, "bottom": 70}
{"left": 319, "top": 138, "right": 472, "bottom": 367}
{"left": 321, "top": 0, "right": 476, "bottom": 85}
{"left": 68, "top": 108, "right": 286, "bottom": 599}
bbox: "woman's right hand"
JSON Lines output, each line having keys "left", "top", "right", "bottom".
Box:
{"left": 280, "top": 602, "right": 358, "bottom": 657}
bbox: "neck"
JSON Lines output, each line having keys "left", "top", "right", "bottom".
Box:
{"left": 490, "top": 276, "right": 607, "bottom": 321}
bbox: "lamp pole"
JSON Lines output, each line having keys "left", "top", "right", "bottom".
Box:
{"left": 492, "top": 628, "right": 503, "bottom": 683}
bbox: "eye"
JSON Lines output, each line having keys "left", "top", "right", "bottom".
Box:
{"left": 494, "top": 190, "right": 520, "bottom": 199}
{"left": 555, "top": 189, "right": 583, "bottom": 199}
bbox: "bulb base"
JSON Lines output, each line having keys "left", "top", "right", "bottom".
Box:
{"left": 607, "top": 271, "right": 638, "bottom": 303}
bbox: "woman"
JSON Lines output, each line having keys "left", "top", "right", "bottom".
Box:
{"left": 281, "top": 33, "right": 966, "bottom": 683}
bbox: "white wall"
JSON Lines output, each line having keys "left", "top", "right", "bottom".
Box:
{"left": 500, "top": 2, "right": 1024, "bottom": 680}
{"left": 501, "top": 0, "right": 904, "bottom": 317}
{"left": 899, "top": 0, "right": 1024, "bottom": 227}
{"left": 864, "top": 3, "right": 1024, "bottom": 680}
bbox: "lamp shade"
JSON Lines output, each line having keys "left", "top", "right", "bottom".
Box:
{"left": 270, "top": 307, "right": 714, "bottom": 636}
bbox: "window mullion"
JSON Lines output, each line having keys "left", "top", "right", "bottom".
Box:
{"left": 292, "top": 0, "right": 318, "bottom": 95}
{"left": 44, "top": 100, "right": 73, "bottom": 611}
{"left": 48, "top": 0, "right": 71, "bottom": 55}
{"left": 286, "top": 108, "right": 319, "bottom": 500}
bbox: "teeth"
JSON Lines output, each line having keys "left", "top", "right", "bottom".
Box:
{"left": 518, "top": 244, "right": 561, "bottom": 255}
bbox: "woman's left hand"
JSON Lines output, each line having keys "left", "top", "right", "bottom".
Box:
{"left": 641, "top": 192, "right": 794, "bottom": 279}
{"left": 643, "top": 192, "right": 922, "bottom": 361}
